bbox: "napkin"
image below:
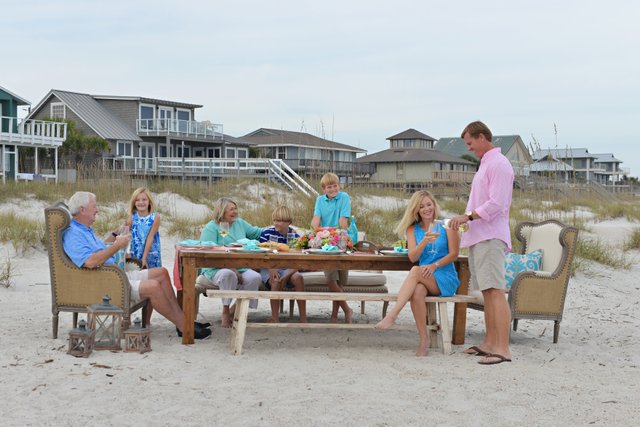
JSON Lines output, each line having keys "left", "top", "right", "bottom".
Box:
{"left": 177, "top": 240, "right": 218, "bottom": 246}
{"left": 321, "top": 244, "right": 339, "bottom": 252}
{"left": 242, "top": 242, "right": 261, "bottom": 251}
{"left": 393, "top": 246, "right": 409, "bottom": 253}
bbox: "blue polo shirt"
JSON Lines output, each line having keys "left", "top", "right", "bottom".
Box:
{"left": 313, "top": 191, "right": 351, "bottom": 227}
{"left": 62, "top": 219, "right": 115, "bottom": 268}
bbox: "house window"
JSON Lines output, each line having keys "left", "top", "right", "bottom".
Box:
{"left": 159, "top": 145, "right": 168, "bottom": 157}
{"left": 226, "top": 148, "right": 236, "bottom": 158}
{"left": 276, "top": 147, "right": 286, "bottom": 159}
{"left": 237, "top": 148, "right": 248, "bottom": 158}
{"left": 176, "top": 145, "right": 190, "bottom": 157}
{"left": 117, "top": 141, "right": 133, "bottom": 157}
{"left": 176, "top": 109, "right": 190, "bottom": 133}
{"left": 50, "top": 103, "right": 65, "bottom": 119}
{"left": 139, "top": 104, "right": 154, "bottom": 130}
{"left": 396, "top": 162, "right": 405, "bottom": 180}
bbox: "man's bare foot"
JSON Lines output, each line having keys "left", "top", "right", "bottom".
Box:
{"left": 416, "top": 341, "right": 430, "bottom": 356}
{"left": 375, "top": 314, "right": 396, "bottom": 330}
{"left": 298, "top": 316, "right": 308, "bottom": 323}
{"left": 221, "top": 312, "right": 232, "bottom": 328}
{"left": 344, "top": 307, "right": 353, "bottom": 324}
{"left": 267, "top": 317, "right": 279, "bottom": 323}
{"left": 330, "top": 316, "right": 338, "bottom": 323}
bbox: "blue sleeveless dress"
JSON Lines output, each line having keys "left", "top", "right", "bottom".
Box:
{"left": 130, "top": 211, "right": 162, "bottom": 268}
{"left": 414, "top": 225, "right": 460, "bottom": 297}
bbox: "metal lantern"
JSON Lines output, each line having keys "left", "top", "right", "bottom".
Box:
{"left": 123, "top": 317, "right": 152, "bottom": 353}
{"left": 67, "top": 319, "right": 95, "bottom": 358}
{"left": 87, "top": 295, "right": 124, "bottom": 351}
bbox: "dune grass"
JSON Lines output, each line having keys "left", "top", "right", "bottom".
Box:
{"left": 0, "top": 257, "right": 14, "bottom": 288}
{"left": 1, "top": 175, "right": 637, "bottom": 274}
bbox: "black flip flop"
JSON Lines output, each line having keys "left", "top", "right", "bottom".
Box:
{"left": 464, "top": 345, "right": 489, "bottom": 356}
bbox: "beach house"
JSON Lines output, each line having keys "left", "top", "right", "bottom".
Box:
{"left": 0, "top": 85, "right": 67, "bottom": 183}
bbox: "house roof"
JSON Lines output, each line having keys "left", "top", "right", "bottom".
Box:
{"left": 530, "top": 158, "right": 574, "bottom": 172}
{"left": 532, "top": 148, "right": 596, "bottom": 161}
{"left": 92, "top": 95, "right": 202, "bottom": 109}
{"left": 593, "top": 153, "right": 622, "bottom": 164}
{"left": 28, "top": 89, "right": 141, "bottom": 141}
{"left": 243, "top": 128, "right": 366, "bottom": 153}
{"left": 355, "top": 148, "right": 474, "bottom": 165}
{"left": 386, "top": 128, "right": 436, "bottom": 141}
{"left": 435, "top": 135, "right": 523, "bottom": 158}
{"left": 222, "top": 134, "right": 255, "bottom": 147}
{"left": 0, "top": 85, "right": 30, "bottom": 105}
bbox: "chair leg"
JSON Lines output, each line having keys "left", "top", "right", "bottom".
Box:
{"left": 289, "top": 299, "right": 295, "bottom": 319}
{"left": 553, "top": 321, "right": 560, "bottom": 343}
{"left": 52, "top": 313, "right": 59, "bottom": 339}
{"left": 382, "top": 301, "right": 389, "bottom": 317}
{"left": 141, "top": 301, "right": 149, "bottom": 327}
{"left": 73, "top": 312, "right": 79, "bottom": 328}
{"left": 513, "top": 318, "right": 518, "bottom": 331}
{"left": 279, "top": 300, "right": 284, "bottom": 314}
{"left": 361, "top": 301, "right": 365, "bottom": 314}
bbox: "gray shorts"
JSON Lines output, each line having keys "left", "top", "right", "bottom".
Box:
{"left": 125, "top": 269, "right": 149, "bottom": 301}
{"left": 324, "top": 270, "right": 349, "bottom": 286}
{"left": 468, "top": 239, "right": 507, "bottom": 291}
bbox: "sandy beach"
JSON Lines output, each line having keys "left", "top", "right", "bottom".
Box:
{"left": 1, "top": 195, "right": 639, "bottom": 426}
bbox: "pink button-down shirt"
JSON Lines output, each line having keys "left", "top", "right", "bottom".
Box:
{"left": 460, "top": 147, "right": 514, "bottom": 250}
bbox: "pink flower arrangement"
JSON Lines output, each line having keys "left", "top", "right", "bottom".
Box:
{"left": 294, "top": 227, "right": 353, "bottom": 250}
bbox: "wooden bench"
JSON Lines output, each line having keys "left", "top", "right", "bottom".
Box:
{"left": 206, "top": 290, "right": 476, "bottom": 355}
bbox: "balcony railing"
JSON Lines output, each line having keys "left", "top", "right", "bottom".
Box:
{"left": 0, "top": 116, "right": 67, "bottom": 147}
{"left": 136, "top": 119, "right": 223, "bottom": 140}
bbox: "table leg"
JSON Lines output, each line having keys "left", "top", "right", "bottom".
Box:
{"left": 452, "top": 260, "right": 470, "bottom": 345}
{"left": 181, "top": 258, "right": 196, "bottom": 345}
{"left": 427, "top": 302, "right": 438, "bottom": 349}
{"left": 231, "top": 298, "right": 250, "bottom": 355}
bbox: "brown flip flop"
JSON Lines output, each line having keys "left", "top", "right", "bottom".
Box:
{"left": 478, "top": 353, "right": 512, "bottom": 365}
{"left": 464, "top": 345, "right": 489, "bottom": 356}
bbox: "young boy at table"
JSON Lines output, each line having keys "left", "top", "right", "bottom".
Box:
{"left": 310, "top": 172, "right": 353, "bottom": 323}
{"left": 259, "top": 206, "right": 307, "bottom": 323}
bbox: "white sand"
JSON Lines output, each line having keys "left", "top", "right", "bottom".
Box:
{"left": 1, "top": 195, "right": 639, "bottom": 426}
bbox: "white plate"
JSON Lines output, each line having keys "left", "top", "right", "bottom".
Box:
{"left": 306, "top": 249, "right": 346, "bottom": 255}
{"left": 227, "top": 247, "right": 270, "bottom": 253}
{"left": 380, "top": 250, "right": 408, "bottom": 256}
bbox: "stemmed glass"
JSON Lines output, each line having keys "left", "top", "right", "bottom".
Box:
{"left": 428, "top": 221, "right": 442, "bottom": 254}
{"left": 219, "top": 221, "right": 230, "bottom": 244}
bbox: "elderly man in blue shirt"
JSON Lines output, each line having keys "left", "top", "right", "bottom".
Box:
{"left": 63, "top": 191, "right": 211, "bottom": 340}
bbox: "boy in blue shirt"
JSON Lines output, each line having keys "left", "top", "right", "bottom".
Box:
{"left": 259, "top": 206, "right": 306, "bottom": 323}
{"left": 310, "top": 173, "right": 353, "bottom": 323}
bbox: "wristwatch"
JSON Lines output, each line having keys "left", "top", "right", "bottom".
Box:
{"left": 465, "top": 211, "right": 474, "bottom": 221}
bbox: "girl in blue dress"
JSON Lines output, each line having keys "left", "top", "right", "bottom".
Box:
{"left": 376, "top": 190, "right": 460, "bottom": 356}
{"left": 126, "top": 187, "right": 162, "bottom": 269}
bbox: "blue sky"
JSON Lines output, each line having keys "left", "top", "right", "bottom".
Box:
{"left": 3, "top": 0, "right": 639, "bottom": 176}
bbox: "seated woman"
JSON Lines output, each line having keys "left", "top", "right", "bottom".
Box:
{"left": 196, "top": 197, "right": 263, "bottom": 328}
{"left": 375, "top": 190, "right": 460, "bottom": 356}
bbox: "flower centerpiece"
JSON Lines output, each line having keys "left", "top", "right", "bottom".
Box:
{"left": 294, "top": 227, "right": 353, "bottom": 250}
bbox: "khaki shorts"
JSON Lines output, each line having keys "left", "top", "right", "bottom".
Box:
{"left": 126, "top": 269, "right": 149, "bottom": 301}
{"left": 468, "top": 239, "right": 507, "bottom": 291}
{"left": 324, "top": 270, "right": 349, "bottom": 286}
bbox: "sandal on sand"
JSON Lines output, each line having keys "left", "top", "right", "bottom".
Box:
{"left": 464, "top": 345, "right": 489, "bottom": 356}
{"left": 478, "top": 353, "right": 512, "bottom": 365}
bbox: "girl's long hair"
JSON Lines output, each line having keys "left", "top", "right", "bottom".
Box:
{"left": 128, "top": 187, "right": 156, "bottom": 215}
{"left": 394, "top": 190, "right": 440, "bottom": 238}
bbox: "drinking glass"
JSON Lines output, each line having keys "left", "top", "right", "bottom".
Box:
{"left": 287, "top": 233, "right": 297, "bottom": 247}
{"left": 269, "top": 234, "right": 280, "bottom": 247}
{"left": 219, "top": 221, "right": 230, "bottom": 243}
{"left": 428, "top": 221, "right": 442, "bottom": 254}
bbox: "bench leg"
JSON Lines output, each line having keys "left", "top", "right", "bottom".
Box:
{"left": 382, "top": 301, "right": 389, "bottom": 318}
{"left": 289, "top": 299, "right": 295, "bottom": 319}
{"left": 231, "top": 298, "right": 250, "bottom": 355}
{"left": 361, "top": 301, "right": 365, "bottom": 315}
{"left": 427, "top": 302, "right": 438, "bottom": 349}
{"left": 438, "top": 302, "right": 452, "bottom": 355}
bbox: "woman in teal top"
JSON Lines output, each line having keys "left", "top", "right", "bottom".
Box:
{"left": 376, "top": 190, "right": 460, "bottom": 356}
{"left": 196, "top": 197, "right": 263, "bottom": 328}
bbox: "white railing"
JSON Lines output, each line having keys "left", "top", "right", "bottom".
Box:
{"left": 136, "top": 119, "right": 223, "bottom": 140}
{"left": 0, "top": 116, "right": 67, "bottom": 147}
{"left": 102, "top": 157, "right": 318, "bottom": 195}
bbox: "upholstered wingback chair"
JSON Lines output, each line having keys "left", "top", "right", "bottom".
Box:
{"left": 45, "top": 202, "right": 148, "bottom": 338}
{"left": 467, "top": 219, "right": 579, "bottom": 343}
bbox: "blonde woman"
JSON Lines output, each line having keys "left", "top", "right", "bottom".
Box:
{"left": 196, "top": 197, "right": 263, "bottom": 328}
{"left": 375, "top": 190, "right": 460, "bottom": 356}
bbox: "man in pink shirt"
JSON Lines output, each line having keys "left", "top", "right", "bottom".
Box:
{"left": 450, "top": 121, "right": 514, "bottom": 365}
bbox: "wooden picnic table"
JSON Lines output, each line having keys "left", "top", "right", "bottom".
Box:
{"left": 177, "top": 248, "right": 470, "bottom": 345}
